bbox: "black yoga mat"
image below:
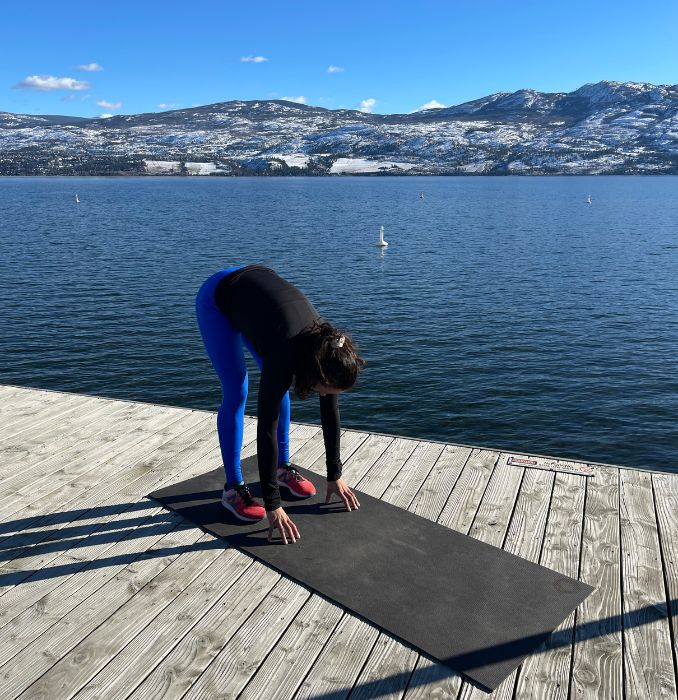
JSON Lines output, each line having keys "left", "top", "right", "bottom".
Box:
{"left": 148, "top": 455, "right": 593, "bottom": 691}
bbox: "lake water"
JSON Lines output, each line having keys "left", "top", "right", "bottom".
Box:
{"left": 1, "top": 176, "right": 677, "bottom": 473}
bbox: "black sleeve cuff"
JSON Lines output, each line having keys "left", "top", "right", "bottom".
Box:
{"left": 265, "top": 496, "right": 281, "bottom": 512}
{"left": 326, "top": 461, "right": 343, "bottom": 481}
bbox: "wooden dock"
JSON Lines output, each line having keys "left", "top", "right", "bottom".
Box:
{"left": 0, "top": 383, "right": 676, "bottom": 699}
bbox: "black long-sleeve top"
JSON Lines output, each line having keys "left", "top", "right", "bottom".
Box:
{"left": 214, "top": 264, "right": 342, "bottom": 511}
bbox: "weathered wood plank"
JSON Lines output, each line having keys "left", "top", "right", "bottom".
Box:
{"left": 651, "top": 472, "right": 678, "bottom": 680}
{"left": 0, "top": 416, "right": 255, "bottom": 622}
{"left": 0, "top": 398, "right": 142, "bottom": 486}
{"left": 0, "top": 414, "right": 249, "bottom": 587}
{"left": 0, "top": 407, "right": 212, "bottom": 543}
{"left": 570, "top": 466, "right": 623, "bottom": 700}
{"left": 0, "top": 385, "right": 27, "bottom": 402}
{"left": 0, "top": 410, "right": 213, "bottom": 553}
{"left": 301, "top": 428, "right": 371, "bottom": 482}
{"left": 381, "top": 440, "right": 446, "bottom": 509}
{"left": 437, "top": 449, "right": 499, "bottom": 534}
{"left": 408, "top": 444, "right": 473, "bottom": 521}
{"left": 353, "top": 434, "right": 420, "bottom": 497}
{"left": 514, "top": 472, "right": 586, "bottom": 699}
{"left": 330, "top": 430, "right": 395, "bottom": 485}
{"left": 619, "top": 468, "right": 677, "bottom": 699}
{"left": 349, "top": 634, "right": 420, "bottom": 700}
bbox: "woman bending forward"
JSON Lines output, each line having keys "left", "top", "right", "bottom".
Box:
{"left": 195, "top": 264, "right": 366, "bottom": 544}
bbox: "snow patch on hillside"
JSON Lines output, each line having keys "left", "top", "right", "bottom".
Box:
{"left": 330, "top": 158, "right": 415, "bottom": 174}
{"left": 185, "top": 162, "right": 218, "bottom": 175}
{"left": 266, "top": 153, "right": 310, "bottom": 168}
{"left": 144, "top": 160, "right": 181, "bottom": 173}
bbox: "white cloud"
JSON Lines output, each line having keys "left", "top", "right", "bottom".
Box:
{"left": 358, "top": 98, "right": 376, "bottom": 113}
{"left": 78, "top": 63, "right": 103, "bottom": 72}
{"left": 158, "top": 103, "right": 179, "bottom": 109}
{"left": 15, "top": 75, "right": 90, "bottom": 91}
{"left": 96, "top": 99, "right": 122, "bottom": 110}
{"left": 416, "top": 99, "right": 446, "bottom": 111}
{"left": 281, "top": 95, "right": 307, "bottom": 104}
{"left": 241, "top": 56, "right": 268, "bottom": 63}
{"left": 328, "top": 65, "right": 344, "bottom": 73}
{"left": 99, "top": 113, "right": 114, "bottom": 119}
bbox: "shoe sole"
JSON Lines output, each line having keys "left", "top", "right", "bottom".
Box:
{"left": 221, "top": 496, "right": 265, "bottom": 522}
{"left": 277, "top": 480, "right": 316, "bottom": 497}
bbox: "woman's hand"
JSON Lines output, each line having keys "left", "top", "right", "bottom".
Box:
{"left": 266, "top": 507, "right": 300, "bottom": 545}
{"left": 325, "top": 478, "right": 361, "bottom": 511}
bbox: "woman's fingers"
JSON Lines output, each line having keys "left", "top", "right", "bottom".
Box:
{"left": 269, "top": 517, "right": 300, "bottom": 544}
{"left": 342, "top": 487, "right": 360, "bottom": 511}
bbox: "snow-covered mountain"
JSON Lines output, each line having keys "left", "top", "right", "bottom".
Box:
{"left": 1, "top": 81, "right": 677, "bottom": 175}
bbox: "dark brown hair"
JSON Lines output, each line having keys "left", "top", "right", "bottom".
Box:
{"left": 292, "top": 320, "right": 367, "bottom": 399}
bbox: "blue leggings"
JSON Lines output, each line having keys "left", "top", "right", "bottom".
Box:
{"left": 195, "top": 266, "right": 291, "bottom": 488}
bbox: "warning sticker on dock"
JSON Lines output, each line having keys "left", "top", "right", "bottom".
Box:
{"left": 504, "top": 454, "right": 595, "bottom": 476}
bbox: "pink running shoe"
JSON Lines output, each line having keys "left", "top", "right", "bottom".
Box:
{"left": 221, "top": 484, "right": 266, "bottom": 522}
{"left": 277, "top": 464, "right": 316, "bottom": 498}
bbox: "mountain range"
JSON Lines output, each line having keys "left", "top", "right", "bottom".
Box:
{"left": 1, "top": 81, "right": 676, "bottom": 175}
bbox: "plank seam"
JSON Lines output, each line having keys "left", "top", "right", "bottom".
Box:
{"left": 344, "top": 626, "right": 384, "bottom": 700}
{"left": 463, "top": 451, "right": 503, "bottom": 541}
{"left": 499, "top": 466, "right": 528, "bottom": 552}
{"left": 399, "top": 653, "right": 420, "bottom": 700}
{"left": 618, "top": 469, "right": 627, "bottom": 700}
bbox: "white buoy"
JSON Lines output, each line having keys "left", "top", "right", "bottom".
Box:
{"left": 376, "top": 225, "right": 388, "bottom": 247}
{"left": 75, "top": 193, "right": 80, "bottom": 203}
{"left": 586, "top": 194, "right": 591, "bottom": 204}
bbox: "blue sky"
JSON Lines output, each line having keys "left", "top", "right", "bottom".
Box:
{"left": 2, "top": 0, "right": 676, "bottom": 118}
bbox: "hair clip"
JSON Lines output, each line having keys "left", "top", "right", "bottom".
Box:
{"left": 331, "top": 335, "right": 345, "bottom": 349}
